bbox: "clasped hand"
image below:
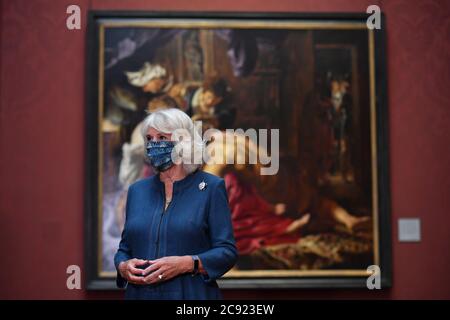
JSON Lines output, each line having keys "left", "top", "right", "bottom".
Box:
{"left": 118, "top": 256, "right": 193, "bottom": 285}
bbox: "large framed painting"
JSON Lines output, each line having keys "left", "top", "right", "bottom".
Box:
{"left": 85, "top": 11, "right": 391, "bottom": 289}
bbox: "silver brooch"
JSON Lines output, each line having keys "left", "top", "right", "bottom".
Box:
{"left": 198, "top": 181, "right": 207, "bottom": 191}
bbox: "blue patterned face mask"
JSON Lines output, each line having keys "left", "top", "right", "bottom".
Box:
{"left": 145, "top": 140, "right": 177, "bottom": 172}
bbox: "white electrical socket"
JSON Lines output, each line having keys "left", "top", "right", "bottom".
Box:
{"left": 398, "top": 218, "right": 421, "bottom": 242}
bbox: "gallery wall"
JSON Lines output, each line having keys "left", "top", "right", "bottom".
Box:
{"left": 1, "top": 0, "right": 449, "bottom": 299}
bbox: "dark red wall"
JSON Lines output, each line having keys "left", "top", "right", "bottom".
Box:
{"left": 1, "top": 0, "right": 449, "bottom": 299}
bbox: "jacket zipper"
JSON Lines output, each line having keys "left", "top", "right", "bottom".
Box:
{"left": 155, "top": 194, "right": 172, "bottom": 258}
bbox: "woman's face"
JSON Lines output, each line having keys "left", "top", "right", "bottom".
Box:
{"left": 143, "top": 77, "right": 166, "bottom": 93}
{"left": 200, "top": 90, "right": 222, "bottom": 113}
{"left": 331, "top": 80, "right": 340, "bottom": 93}
{"left": 146, "top": 127, "right": 172, "bottom": 142}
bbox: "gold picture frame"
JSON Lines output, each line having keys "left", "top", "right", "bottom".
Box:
{"left": 85, "top": 11, "right": 391, "bottom": 289}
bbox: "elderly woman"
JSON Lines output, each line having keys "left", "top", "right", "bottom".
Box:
{"left": 114, "top": 108, "right": 237, "bottom": 300}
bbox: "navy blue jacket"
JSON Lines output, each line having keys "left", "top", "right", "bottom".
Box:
{"left": 114, "top": 169, "right": 238, "bottom": 299}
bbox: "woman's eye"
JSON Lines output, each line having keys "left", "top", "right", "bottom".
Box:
{"left": 160, "top": 136, "right": 167, "bottom": 140}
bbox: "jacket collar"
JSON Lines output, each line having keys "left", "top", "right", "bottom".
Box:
{"left": 156, "top": 168, "right": 200, "bottom": 194}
